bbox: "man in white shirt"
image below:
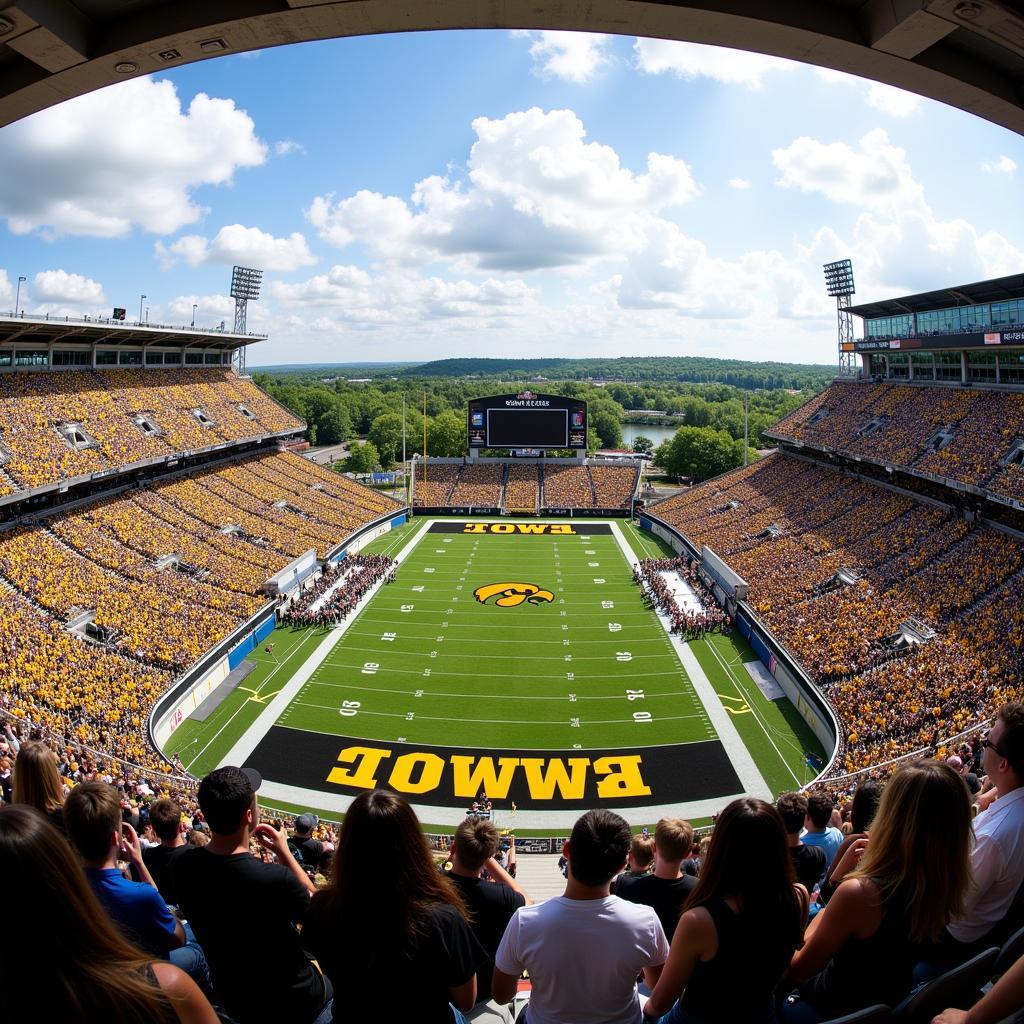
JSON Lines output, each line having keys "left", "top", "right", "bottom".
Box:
{"left": 946, "top": 702, "right": 1024, "bottom": 953}
{"left": 492, "top": 809, "right": 669, "bottom": 1024}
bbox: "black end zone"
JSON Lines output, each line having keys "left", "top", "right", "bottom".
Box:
{"left": 429, "top": 521, "right": 613, "bottom": 535}
{"left": 245, "top": 727, "right": 742, "bottom": 810}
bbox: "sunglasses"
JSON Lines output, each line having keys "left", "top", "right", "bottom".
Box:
{"left": 982, "top": 737, "right": 1008, "bottom": 758}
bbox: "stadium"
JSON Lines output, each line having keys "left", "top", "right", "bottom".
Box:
{"left": 2, "top": 4, "right": 1024, "bottom": 1024}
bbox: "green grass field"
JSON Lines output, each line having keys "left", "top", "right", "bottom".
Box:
{"left": 166, "top": 517, "right": 824, "bottom": 831}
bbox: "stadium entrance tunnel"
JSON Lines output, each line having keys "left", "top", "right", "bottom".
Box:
{"left": 1, "top": 2, "right": 1024, "bottom": 135}
{"left": 244, "top": 727, "right": 743, "bottom": 824}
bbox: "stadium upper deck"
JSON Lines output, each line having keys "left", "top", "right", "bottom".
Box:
{"left": 846, "top": 273, "right": 1024, "bottom": 384}
{"left": 0, "top": 316, "right": 302, "bottom": 511}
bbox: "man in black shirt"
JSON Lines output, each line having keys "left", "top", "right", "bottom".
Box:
{"left": 613, "top": 817, "right": 696, "bottom": 940}
{"left": 142, "top": 797, "right": 189, "bottom": 906}
{"left": 777, "top": 791, "right": 826, "bottom": 892}
{"left": 446, "top": 817, "right": 531, "bottom": 1005}
{"left": 171, "top": 766, "right": 332, "bottom": 1024}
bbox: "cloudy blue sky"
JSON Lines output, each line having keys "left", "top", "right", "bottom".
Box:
{"left": 0, "top": 30, "right": 1021, "bottom": 367}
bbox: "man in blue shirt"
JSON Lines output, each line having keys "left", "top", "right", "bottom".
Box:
{"left": 801, "top": 791, "right": 844, "bottom": 885}
{"left": 64, "top": 781, "right": 207, "bottom": 986}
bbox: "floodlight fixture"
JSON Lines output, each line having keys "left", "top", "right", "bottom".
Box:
{"left": 230, "top": 266, "right": 262, "bottom": 302}
{"left": 823, "top": 259, "right": 855, "bottom": 298}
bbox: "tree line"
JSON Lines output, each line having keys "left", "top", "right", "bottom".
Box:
{"left": 253, "top": 364, "right": 819, "bottom": 480}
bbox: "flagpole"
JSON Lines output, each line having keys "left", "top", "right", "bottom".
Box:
{"left": 423, "top": 390, "right": 428, "bottom": 482}
{"left": 402, "top": 393, "right": 408, "bottom": 505}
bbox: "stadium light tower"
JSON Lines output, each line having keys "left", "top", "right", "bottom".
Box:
{"left": 230, "top": 266, "right": 262, "bottom": 375}
{"left": 823, "top": 259, "right": 857, "bottom": 378}
{"left": 230, "top": 265, "right": 262, "bottom": 335}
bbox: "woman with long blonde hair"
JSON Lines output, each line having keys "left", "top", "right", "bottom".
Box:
{"left": 12, "top": 740, "right": 67, "bottom": 830}
{"left": 0, "top": 805, "right": 217, "bottom": 1023}
{"left": 785, "top": 760, "right": 973, "bottom": 1022}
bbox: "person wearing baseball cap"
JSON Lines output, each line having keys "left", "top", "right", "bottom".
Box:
{"left": 289, "top": 813, "right": 335, "bottom": 878}
{"left": 170, "top": 766, "right": 332, "bottom": 1024}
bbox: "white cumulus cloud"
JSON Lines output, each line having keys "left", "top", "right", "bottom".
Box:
{"left": 982, "top": 155, "right": 1017, "bottom": 174}
{"left": 32, "top": 269, "right": 105, "bottom": 305}
{"left": 772, "top": 129, "right": 923, "bottom": 214}
{"left": 307, "top": 107, "right": 700, "bottom": 273}
{"left": 0, "top": 270, "right": 13, "bottom": 306}
{"left": 634, "top": 39, "right": 796, "bottom": 87}
{"left": 269, "top": 265, "right": 538, "bottom": 327}
{"left": 273, "top": 140, "right": 306, "bottom": 157}
{"left": 0, "top": 77, "right": 267, "bottom": 238}
{"left": 155, "top": 224, "right": 316, "bottom": 271}
{"left": 514, "top": 31, "right": 612, "bottom": 82}
{"left": 729, "top": 178, "right": 751, "bottom": 190}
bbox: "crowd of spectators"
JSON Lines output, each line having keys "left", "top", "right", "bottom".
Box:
{"left": 503, "top": 464, "right": 539, "bottom": 512}
{"left": 771, "top": 379, "right": 1024, "bottom": 505}
{"left": 413, "top": 463, "right": 461, "bottom": 507}
{"left": 0, "top": 368, "right": 303, "bottom": 491}
{"left": 590, "top": 464, "right": 640, "bottom": 508}
{"left": 633, "top": 557, "right": 730, "bottom": 637}
{"left": 280, "top": 554, "right": 396, "bottom": 627}
{"left": 542, "top": 464, "right": 594, "bottom": 508}
{"left": 0, "top": 449, "right": 402, "bottom": 778}
{"left": 450, "top": 464, "right": 503, "bottom": 507}
{"left": 7, "top": 714, "right": 1024, "bottom": 1024}
{"left": 651, "top": 452, "right": 1024, "bottom": 774}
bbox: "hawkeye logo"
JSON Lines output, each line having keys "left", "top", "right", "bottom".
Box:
{"left": 462, "top": 523, "right": 577, "bottom": 535}
{"left": 474, "top": 582, "right": 554, "bottom": 607}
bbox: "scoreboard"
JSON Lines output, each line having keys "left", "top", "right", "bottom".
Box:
{"left": 467, "top": 392, "right": 587, "bottom": 450}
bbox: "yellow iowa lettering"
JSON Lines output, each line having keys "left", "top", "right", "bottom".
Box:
{"left": 450, "top": 755, "right": 520, "bottom": 800}
{"left": 519, "top": 757, "right": 590, "bottom": 800}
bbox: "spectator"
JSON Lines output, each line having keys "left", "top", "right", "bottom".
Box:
{"left": 643, "top": 799, "right": 808, "bottom": 1024}
{"left": 615, "top": 818, "right": 698, "bottom": 941}
{"left": 302, "top": 789, "right": 487, "bottom": 1024}
{"left": 492, "top": 809, "right": 669, "bottom": 1023}
{"left": 777, "top": 792, "right": 826, "bottom": 893}
{"left": 613, "top": 832, "right": 656, "bottom": 887}
{"left": 64, "top": 780, "right": 213, "bottom": 991}
{"left": 801, "top": 793, "right": 843, "bottom": 885}
{"left": 171, "top": 767, "right": 331, "bottom": 1024}
{"left": 143, "top": 798, "right": 189, "bottom": 907}
{"left": 447, "top": 817, "right": 532, "bottom": 1007}
{"left": 12, "top": 740, "right": 67, "bottom": 831}
{"left": 786, "top": 760, "right": 973, "bottom": 1021}
{"left": 941, "top": 703, "right": 1024, "bottom": 958}
{"left": 288, "top": 812, "right": 334, "bottom": 877}
{"left": 819, "top": 781, "right": 882, "bottom": 905}
{"left": 0, "top": 804, "right": 217, "bottom": 1024}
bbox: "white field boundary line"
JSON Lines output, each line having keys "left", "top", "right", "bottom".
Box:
{"left": 610, "top": 521, "right": 772, "bottom": 802}
{"left": 702, "top": 636, "right": 807, "bottom": 789}
{"left": 218, "top": 517, "right": 435, "bottom": 770}
{"left": 181, "top": 630, "right": 317, "bottom": 773}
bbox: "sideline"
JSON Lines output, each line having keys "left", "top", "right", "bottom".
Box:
{"left": 610, "top": 522, "right": 772, "bottom": 802}
{"left": 217, "top": 518, "right": 434, "bottom": 770}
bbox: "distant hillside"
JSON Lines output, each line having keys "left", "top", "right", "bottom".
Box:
{"left": 402, "top": 356, "right": 835, "bottom": 390}
{"left": 248, "top": 362, "right": 422, "bottom": 376}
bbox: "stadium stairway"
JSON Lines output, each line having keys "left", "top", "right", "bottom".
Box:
{"left": 509, "top": 854, "right": 565, "bottom": 903}
{"left": 587, "top": 468, "right": 598, "bottom": 505}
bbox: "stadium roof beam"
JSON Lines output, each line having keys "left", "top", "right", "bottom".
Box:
{"left": 0, "top": 314, "right": 265, "bottom": 349}
{"left": 0, "top": 1, "right": 1023, "bottom": 134}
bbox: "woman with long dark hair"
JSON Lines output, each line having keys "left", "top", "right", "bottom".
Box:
{"left": 0, "top": 805, "right": 217, "bottom": 1024}
{"left": 785, "top": 760, "right": 973, "bottom": 1021}
{"left": 642, "top": 798, "right": 808, "bottom": 1024}
{"left": 301, "top": 789, "right": 486, "bottom": 1024}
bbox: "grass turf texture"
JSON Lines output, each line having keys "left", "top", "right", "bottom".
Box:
{"left": 166, "top": 518, "right": 824, "bottom": 833}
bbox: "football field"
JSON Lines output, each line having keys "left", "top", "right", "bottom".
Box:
{"left": 166, "top": 518, "right": 824, "bottom": 831}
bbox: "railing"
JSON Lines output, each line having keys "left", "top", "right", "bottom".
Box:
{"left": 0, "top": 309, "right": 266, "bottom": 339}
